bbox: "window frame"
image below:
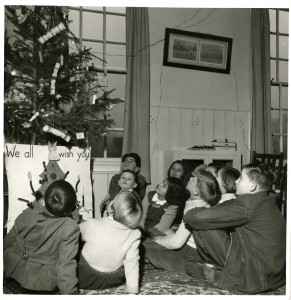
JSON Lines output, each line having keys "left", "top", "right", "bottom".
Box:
{"left": 69, "top": 6, "right": 126, "bottom": 158}
{"left": 269, "top": 8, "right": 288, "bottom": 155}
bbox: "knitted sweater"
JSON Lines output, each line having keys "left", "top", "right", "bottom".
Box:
{"left": 80, "top": 217, "right": 141, "bottom": 294}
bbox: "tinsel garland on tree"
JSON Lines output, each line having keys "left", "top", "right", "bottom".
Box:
{"left": 4, "top": 5, "right": 123, "bottom": 149}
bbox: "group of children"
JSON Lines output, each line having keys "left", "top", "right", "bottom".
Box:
{"left": 4, "top": 153, "right": 286, "bottom": 295}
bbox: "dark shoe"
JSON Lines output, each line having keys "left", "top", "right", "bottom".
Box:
{"left": 185, "top": 261, "right": 223, "bottom": 284}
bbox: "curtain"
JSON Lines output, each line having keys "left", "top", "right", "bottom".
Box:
{"left": 250, "top": 9, "right": 272, "bottom": 153}
{"left": 122, "top": 7, "right": 151, "bottom": 183}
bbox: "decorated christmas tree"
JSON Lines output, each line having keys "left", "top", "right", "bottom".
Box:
{"left": 4, "top": 5, "right": 123, "bottom": 149}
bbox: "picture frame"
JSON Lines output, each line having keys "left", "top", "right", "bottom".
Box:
{"left": 163, "top": 28, "right": 233, "bottom": 74}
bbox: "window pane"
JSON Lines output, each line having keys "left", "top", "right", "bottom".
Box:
{"left": 283, "top": 111, "right": 288, "bottom": 134}
{"left": 82, "top": 41, "right": 104, "bottom": 66}
{"left": 106, "top": 73, "right": 125, "bottom": 128}
{"left": 271, "top": 110, "right": 280, "bottom": 133}
{"left": 279, "top": 61, "right": 288, "bottom": 82}
{"left": 106, "top": 131, "right": 123, "bottom": 157}
{"left": 270, "top": 60, "right": 277, "bottom": 81}
{"left": 83, "top": 6, "right": 103, "bottom": 10}
{"left": 69, "top": 9, "right": 80, "bottom": 38}
{"left": 106, "top": 7, "right": 126, "bottom": 14}
{"left": 270, "top": 35, "right": 276, "bottom": 57}
{"left": 271, "top": 86, "right": 279, "bottom": 108}
{"left": 279, "top": 36, "right": 288, "bottom": 59}
{"left": 106, "top": 44, "right": 126, "bottom": 68}
{"left": 269, "top": 9, "right": 276, "bottom": 32}
{"left": 282, "top": 86, "right": 288, "bottom": 108}
{"left": 283, "top": 136, "right": 287, "bottom": 157}
{"left": 271, "top": 136, "right": 280, "bottom": 153}
{"left": 279, "top": 10, "right": 289, "bottom": 34}
{"left": 83, "top": 11, "right": 103, "bottom": 40}
{"left": 106, "top": 15, "right": 125, "bottom": 41}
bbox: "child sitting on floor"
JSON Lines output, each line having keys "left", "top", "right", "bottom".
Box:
{"left": 101, "top": 170, "right": 141, "bottom": 217}
{"left": 4, "top": 180, "right": 80, "bottom": 295}
{"left": 141, "top": 177, "right": 188, "bottom": 239}
{"left": 143, "top": 169, "right": 221, "bottom": 272}
{"left": 216, "top": 166, "right": 240, "bottom": 203}
{"left": 78, "top": 191, "right": 143, "bottom": 294}
{"left": 184, "top": 164, "right": 286, "bottom": 294}
{"left": 100, "top": 153, "right": 147, "bottom": 216}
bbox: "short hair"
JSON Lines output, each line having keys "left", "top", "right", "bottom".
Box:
{"left": 206, "top": 163, "right": 223, "bottom": 177}
{"left": 165, "top": 177, "right": 188, "bottom": 207}
{"left": 167, "top": 160, "right": 185, "bottom": 179}
{"left": 109, "top": 191, "right": 143, "bottom": 229}
{"left": 120, "top": 169, "right": 138, "bottom": 184}
{"left": 122, "top": 153, "right": 141, "bottom": 169}
{"left": 194, "top": 169, "right": 222, "bottom": 206}
{"left": 219, "top": 167, "right": 241, "bottom": 193}
{"left": 243, "top": 163, "right": 275, "bottom": 190}
{"left": 44, "top": 180, "right": 76, "bottom": 217}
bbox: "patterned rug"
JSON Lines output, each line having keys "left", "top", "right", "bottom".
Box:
{"left": 80, "top": 268, "right": 286, "bottom": 295}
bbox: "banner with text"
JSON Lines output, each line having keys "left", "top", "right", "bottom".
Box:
{"left": 4, "top": 143, "right": 93, "bottom": 232}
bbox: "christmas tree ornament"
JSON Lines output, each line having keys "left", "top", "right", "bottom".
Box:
{"left": 43, "top": 125, "right": 71, "bottom": 142}
{"left": 29, "top": 111, "right": 39, "bottom": 122}
{"left": 38, "top": 22, "right": 66, "bottom": 44}
{"left": 15, "top": 7, "right": 27, "bottom": 24}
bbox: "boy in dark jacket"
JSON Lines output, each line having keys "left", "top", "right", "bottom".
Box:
{"left": 4, "top": 180, "right": 80, "bottom": 295}
{"left": 184, "top": 164, "right": 286, "bottom": 294}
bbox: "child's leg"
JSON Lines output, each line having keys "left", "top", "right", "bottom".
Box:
{"left": 78, "top": 254, "right": 125, "bottom": 290}
{"left": 192, "top": 229, "right": 230, "bottom": 268}
{"left": 143, "top": 238, "right": 203, "bottom": 272}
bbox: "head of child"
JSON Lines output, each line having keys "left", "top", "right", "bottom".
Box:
{"left": 186, "top": 169, "right": 221, "bottom": 206}
{"left": 167, "top": 160, "right": 185, "bottom": 180}
{"left": 118, "top": 170, "right": 138, "bottom": 191}
{"left": 205, "top": 163, "right": 222, "bottom": 178}
{"left": 44, "top": 180, "right": 77, "bottom": 217}
{"left": 217, "top": 167, "right": 241, "bottom": 194}
{"left": 235, "top": 164, "right": 275, "bottom": 195}
{"left": 121, "top": 153, "right": 141, "bottom": 173}
{"left": 155, "top": 177, "right": 188, "bottom": 207}
{"left": 108, "top": 191, "right": 143, "bottom": 229}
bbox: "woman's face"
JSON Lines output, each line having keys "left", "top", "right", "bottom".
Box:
{"left": 155, "top": 179, "right": 168, "bottom": 198}
{"left": 169, "top": 163, "right": 184, "bottom": 179}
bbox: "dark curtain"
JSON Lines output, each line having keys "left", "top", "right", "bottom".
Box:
{"left": 122, "top": 7, "right": 151, "bottom": 183}
{"left": 251, "top": 9, "right": 272, "bottom": 153}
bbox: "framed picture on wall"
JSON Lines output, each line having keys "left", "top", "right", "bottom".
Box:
{"left": 163, "top": 28, "right": 233, "bottom": 74}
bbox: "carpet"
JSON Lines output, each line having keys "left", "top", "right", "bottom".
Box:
{"left": 80, "top": 268, "right": 286, "bottom": 295}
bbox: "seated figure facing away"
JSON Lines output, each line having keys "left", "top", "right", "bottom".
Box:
{"left": 184, "top": 164, "right": 286, "bottom": 294}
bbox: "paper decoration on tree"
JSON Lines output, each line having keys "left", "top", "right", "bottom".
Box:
{"left": 38, "top": 23, "right": 66, "bottom": 44}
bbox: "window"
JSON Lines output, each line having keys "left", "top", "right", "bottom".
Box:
{"left": 269, "top": 9, "right": 288, "bottom": 156}
{"left": 69, "top": 6, "right": 126, "bottom": 158}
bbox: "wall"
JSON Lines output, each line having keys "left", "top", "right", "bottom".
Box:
{"left": 148, "top": 8, "right": 252, "bottom": 189}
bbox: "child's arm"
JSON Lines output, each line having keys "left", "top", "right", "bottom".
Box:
{"left": 99, "top": 193, "right": 111, "bottom": 214}
{"left": 153, "top": 220, "right": 191, "bottom": 250}
{"left": 123, "top": 231, "right": 141, "bottom": 294}
{"left": 184, "top": 197, "right": 252, "bottom": 231}
{"left": 154, "top": 205, "right": 178, "bottom": 233}
{"left": 57, "top": 220, "right": 80, "bottom": 294}
{"left": 139, "top": 193, "right": 150, "bottom": 230}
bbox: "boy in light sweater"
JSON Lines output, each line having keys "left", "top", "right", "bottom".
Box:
{"left": 78, "top": 191, "right": 143, "bottom": 294}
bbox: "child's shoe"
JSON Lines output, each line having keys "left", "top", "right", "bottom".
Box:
{"left": 185, "top": 261, "right": 223, "bottom": 284}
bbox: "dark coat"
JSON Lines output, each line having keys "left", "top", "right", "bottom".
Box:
{"left": 4, "top": 209, "right": 80, "bottom": 294}
{"left": 184, "top": 191, "right": 286, "bottom": 294}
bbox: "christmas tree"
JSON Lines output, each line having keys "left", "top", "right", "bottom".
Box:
{"left": 4, "top": 5, "right": 123, "bottom": 149}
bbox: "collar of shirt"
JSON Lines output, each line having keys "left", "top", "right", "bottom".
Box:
{"left": 219, "top": 193, "right": 236, "bottom": 204}
{"left": 152, "top": 192, "right": 167, "bottom": 206}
